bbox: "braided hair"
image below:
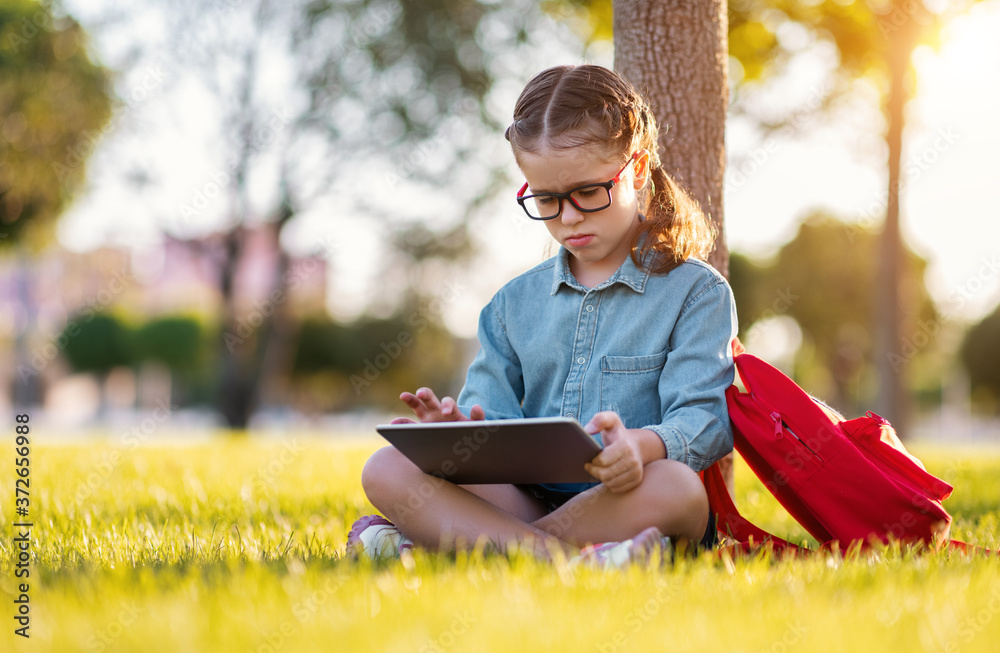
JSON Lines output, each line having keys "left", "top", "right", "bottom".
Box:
{"left": 505, "top": 65, "right": 716, "bottom": 274}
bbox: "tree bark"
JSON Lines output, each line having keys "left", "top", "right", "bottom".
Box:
{"left": 613, "top": 0, "right": 733, "bottom": 488}
{"left": 613, "top": 0, "right": 729, "bottom": 276}
{"left": 876, "top": 1, "right": 919, "bottom": 437}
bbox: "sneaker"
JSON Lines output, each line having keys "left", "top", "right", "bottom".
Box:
{"left": 570, "top": 526, "right": 671, "bottom": 568}
{"left": 346, "top": 515, "right": 414, "bottom": 561}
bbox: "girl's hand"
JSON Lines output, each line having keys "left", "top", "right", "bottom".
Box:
{"left": 584, "top": 411, "right": 644, "bottom": 493}
{"left": 391, "top": 387, "right": 486, "bottom": 424}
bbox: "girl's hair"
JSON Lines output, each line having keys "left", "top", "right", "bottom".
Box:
{"left": 505, "top": 65, "right": 716, "bottom": 274}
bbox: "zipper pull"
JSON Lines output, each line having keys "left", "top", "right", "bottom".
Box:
{"left": 865, "top": 411, "right": 890, "bottom": 426}
{"left": 770, "top": 412, "right": 783, "bottom": 438}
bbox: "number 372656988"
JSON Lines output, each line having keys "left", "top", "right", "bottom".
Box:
{"left": 15, "top": 414, "right": 30, "bottom": 515}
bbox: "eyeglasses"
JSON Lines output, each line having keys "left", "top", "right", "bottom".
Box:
{"left": 516, "top": 152, "right": 638, "bottom": 220}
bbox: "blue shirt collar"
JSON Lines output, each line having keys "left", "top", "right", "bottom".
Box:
{"left": 550, "top": 246, "right": 651, "bottom": 295}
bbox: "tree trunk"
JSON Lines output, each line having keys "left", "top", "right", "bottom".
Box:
{"left": 613, "top": 0, "right": 733, "bottom": 488}
{"left": 254, "top": 184, "right": 298, "bottom": 415}
{"left": 876, "top": 1, "right": 919, "bottom": 437}
{"left": 613, "top": 0, "right": 729, "bottom": 275}
{"left": 216, "top": 181, "right": 298, "bottom": 429}
{"left": 218, "top": 225, "right": 256, "bottom": 429}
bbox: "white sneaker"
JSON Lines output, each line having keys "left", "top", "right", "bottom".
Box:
{"left": 570, "top": 527, "right": 671, "bottom": 568}
{"left": 346, "top": 515, "right": 414, "bottom": 560}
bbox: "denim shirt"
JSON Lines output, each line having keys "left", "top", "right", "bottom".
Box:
{"left": 457, "top": 247, "right": 737, "bottom": 473}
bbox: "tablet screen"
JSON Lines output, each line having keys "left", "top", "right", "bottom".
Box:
{"left": 376, "top": 417, "right": 602, "bottom": 484}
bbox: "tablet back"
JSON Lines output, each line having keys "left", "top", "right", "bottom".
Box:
{"left": 375, "top": 417, "right": 601, "bottom": 484}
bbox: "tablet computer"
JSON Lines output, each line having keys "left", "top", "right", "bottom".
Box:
{"left": 375, "top": 417, "right": 602, "bottom": 484}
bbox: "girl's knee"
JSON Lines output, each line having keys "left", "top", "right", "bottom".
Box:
{"left": 361, "top": 446, "right": 414, "bottom": 503}
{"left": 644, "top": 459, "right": 709, "bottom": 537}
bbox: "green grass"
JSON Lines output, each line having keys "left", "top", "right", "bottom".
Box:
{"left": 3, "top": 434, "right": 1000, "bottom": 652}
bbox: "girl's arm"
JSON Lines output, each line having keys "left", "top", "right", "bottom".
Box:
{"left": 456, "top": 295, "right": 526, "bottom": 420}
{"left": 644, "top": 279, "right": 738, "bottom": 472}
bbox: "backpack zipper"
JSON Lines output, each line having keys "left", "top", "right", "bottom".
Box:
{"left": 750, "top": 392, "right": 822, "bottom": 460}
{"left": 769, "top": 412, "right": 784, "bottom": 439}
{"left": 865, "top": 410, "right": 891, "bottom": 426}
{"left": 782, "top": 421, "right": 822, "bottom": 461}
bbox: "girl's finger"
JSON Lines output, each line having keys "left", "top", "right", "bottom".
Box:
{"left": 585, "top": 410, "right": 619, "bottom": 434}
{"left": 390, "top": 417, "right": 416, "bottom": 424}
{"left": 591, "top": 444, "right": 624, "bottom": 469}
{"left": 604, "top": 474, "right": 620, "bottom": 490}
{"left": 415, "top": 388, "right": 443, "bottom": 414}
{"left": 469, "top": 404, "right": 485, "bottom": 421}
{"left": 606, "top": 472, "right": 637, "bottom": 493}
{"left": 587, "top": 463, "right": 614, "bottom": 485}
{"left": 440, "top": 396, "right": 457, "bottom": 417}
{"left": 400, "top": 392, "right": 424, "bottom": 410}
{"left": 399, "top": 393, "right": 424, "bottom": 417}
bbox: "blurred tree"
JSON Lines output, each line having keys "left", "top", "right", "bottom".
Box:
{"left": 733, "top": 214, "right": 938, "bottom": 417}
{"left": 82, "top": 0, "right": 535, "bottom": 427}
{"left": 61, "top": 312, "right": 132, "bottom": 373}
{"left": 56, "top": 313, "right": 242, "bottom": 408}
{"left": 0, "top": 0, "right": 112, "bottom": 246}
{"left": 290, "top": 313, "right": 464, "bottom": 412}
{"left": 2, "top": 0, "right": 112, "bottom": 407}
{"left": 727, "top": 250, "right": 771, "bottom": 336}
{"left": 960, "top": 304, "right": 1000, "bottom": 414}
{"left": 132, "top": 316, "right": 205, "bottom": 373}
{"left": 132, "top": 315, "right": 213, "bottom": 404}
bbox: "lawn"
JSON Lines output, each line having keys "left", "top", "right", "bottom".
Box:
{"left": 2, "top": 433, "right": 1000, "bottom": 653}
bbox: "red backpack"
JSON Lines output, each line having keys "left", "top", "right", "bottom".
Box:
{"left": 703, "top": 342, "right": 964, "bottom": 553}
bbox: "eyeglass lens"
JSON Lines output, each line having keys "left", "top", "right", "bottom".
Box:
{"left": 523, "top": 185, "right": 612, "bottom": 219}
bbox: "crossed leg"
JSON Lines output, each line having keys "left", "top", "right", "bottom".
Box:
{"left": 360, "top": 446, "right": 709, "bottom": 557}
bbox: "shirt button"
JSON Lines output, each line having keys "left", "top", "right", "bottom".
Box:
{"left": 586, "top": 305, "right": 594, "bottom": 312}
{"left": 566, "top": 412, "right": 575, "bottom": 419}
{"left": 577, "top": 357, "right": 585, "bottom": 364}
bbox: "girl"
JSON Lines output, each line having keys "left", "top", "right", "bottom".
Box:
{"left": 350, "top": 64, "right": 737, "bottom": 566}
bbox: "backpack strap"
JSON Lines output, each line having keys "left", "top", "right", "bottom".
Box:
{"left": 705, "top": 461, "right": 997, "bottom": 556}
{"left": 701, "top": 462, "right": 802, "bottom": 553}
{"left": 708, "top": 337, "right": 802, "bottom": 554}
{"left": 948, "top": 539, "right": 998, "bottom": 556}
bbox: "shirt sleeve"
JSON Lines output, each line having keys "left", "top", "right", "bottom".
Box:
{"left": 457, "top": 294, "right": 526, "bottom": 420}
{"left": 642, "top": 279, "right": 737, "bottom": 472}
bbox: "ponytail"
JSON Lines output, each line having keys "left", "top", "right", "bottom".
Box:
{"left": 630, "top": 164, "right": 717, "bottom": 274}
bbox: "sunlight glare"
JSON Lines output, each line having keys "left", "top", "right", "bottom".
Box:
{"left": 906, "top": 0, "right": 1000, "bottom": 321}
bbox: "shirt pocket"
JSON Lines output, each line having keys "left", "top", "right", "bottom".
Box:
{"left": 599, "top": 350, "right": 667, "bottom": 427}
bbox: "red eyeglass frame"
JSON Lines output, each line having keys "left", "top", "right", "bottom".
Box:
{"left": 516, "top": 152, "right": 639, "bottom": 220}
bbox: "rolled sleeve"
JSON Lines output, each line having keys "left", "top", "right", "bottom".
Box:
{"left": 642, "top": 280, "right": 737, "bottom": 472}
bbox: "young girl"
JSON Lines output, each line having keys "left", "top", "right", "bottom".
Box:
{"left": 349, "top": 64, "right": 737, "bottom": 566}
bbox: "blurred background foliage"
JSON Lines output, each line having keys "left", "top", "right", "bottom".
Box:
{"left": 4, "top": 0, "right": 1000, "bottom": 429}
{"left": 729, "top": 214, "right": 938, "bottom": 417}
{"left": 58, "top": 308, "right": 462, "bottom": 414}
{"left": 961, "top": 305, "right": 1000, "bottom": 414}
{"left": 0, "top": 0, "right": 112, "bottom": 249}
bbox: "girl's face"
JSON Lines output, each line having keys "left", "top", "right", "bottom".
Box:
{"left": 517, "top": 145, "right": 649, "bottom": 286}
